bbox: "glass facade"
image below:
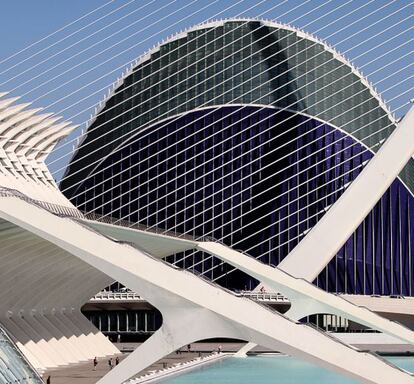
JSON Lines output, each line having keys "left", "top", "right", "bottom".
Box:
{"left": 84, "top": 310, "right": 162, "bottom": 335}
{"left": 62, "top": 20, "right": 414, "bottom": 296}
{"left": 63, "top": 20, "right": 414, "bottom": 197}
{"left": 0, "top": 324, "right": 43, "bottom": 383}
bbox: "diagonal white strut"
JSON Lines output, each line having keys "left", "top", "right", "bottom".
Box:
{"left": 197, "top": 241, "right": 414, "bottom": 341}
{"left": 0, "top": 196, "right": 413, "bottom": 384}
{"left": 0, "top": 98, "right": 412, "bottom": 383}
{"left": 278, "top": 105, "right": 414, "bottom": 281}
{"left": 88, "top": 217, "right": 414, "bottom": 346}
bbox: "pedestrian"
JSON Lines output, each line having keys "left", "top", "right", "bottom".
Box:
{"left": 108, "top": 358, "right": 113, "bottom": 370}
{"left": 187, "top": 344, "right": 191, "bottom": 353}
{"left": 115, "top": 356, "right": 120, "bottom": 366}
{"left": 218, "top": 345, "right": 222, "bottom": 354}
{"left": 46, "top": 376, "right": 51, "bottom": 384}
{"left": 93, "top": 357, "right": 98, "bottom": 371}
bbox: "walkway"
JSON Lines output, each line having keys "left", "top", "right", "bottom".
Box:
{"left": 43, "top": 340, "right": 414, "bottom": 384}
{"left": 43, "top": 343, "right": 232, "bottom": 384}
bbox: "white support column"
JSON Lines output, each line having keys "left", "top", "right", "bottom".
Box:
{"left": 97, "top": 310, "right": 240, "bottom": 384}
{"left": 198, "top": 241, "right": 414, "bottom": 342}
{"left": 97, "top": 328, "right": 174, "bottom": 384}
{"left": 234, "top": 342, "right": 257, "bottom": 358}
{"left": 0, "top": 199, "right": 413, "bottom": 384}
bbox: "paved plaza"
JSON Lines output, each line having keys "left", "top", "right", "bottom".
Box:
{"left": 42, "top": 341, "right": 414, "bottom": 384}
{"left": 43, "top": 342, "right": 241, "bottom": 384}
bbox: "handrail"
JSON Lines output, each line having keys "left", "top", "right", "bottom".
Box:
{"left": 236, "top": 290, "right": 290, "bottom": 302}
{"left": 0, "top": 186, "right": 195, "bottom": 242}
{"left": 91, "top": 292, "right": 144, "bottom": 300}
{"left": 341, "top": 293, "right": 406, "bottom": 300}
{"left": 0, "top": 186, "right": 83, "bottom": 218}
{"left": 200, "top": 238, "right": 414, "bottom": 333}
{"left": 82, "top": 211, "right": 197, "bottom": 241}
{"left": 303, "top": 322, "right": 414, "bottom": 376}
{"left": 183, "top": 268, "right": 238, "bottom": 297}
{"left": 90, "top": 289, "right": 289, "bottom": 303}
{"left": 5, "top": 187, "right": 412, "bottom": 372}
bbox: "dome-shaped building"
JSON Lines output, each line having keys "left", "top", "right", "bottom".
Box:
{"left": 62, "top": 19, "right": 414, "bottom": 296}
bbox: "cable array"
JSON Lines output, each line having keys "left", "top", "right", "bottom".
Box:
{"left": 49, "top": 0, "right": 410, "bottom": 185}
{"left": 0, "top": 1, "right": 412, "bottom": 291}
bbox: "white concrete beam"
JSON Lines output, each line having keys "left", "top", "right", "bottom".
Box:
{"left": 0, "top": 198, "right": 412, "bottom": 384}
{"left": 198, "top": 241, "right": 414, "bottom": 345}
{"left": 278, "top": 106, "right": 414, "bottom": 280}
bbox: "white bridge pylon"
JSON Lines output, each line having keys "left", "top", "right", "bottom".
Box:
{"left": 0, "top": 95, "right": 412, "bottom": 383}
{"left": 202, "top": 104, "right": 414, "bottom": 354}
{"left": 278, "top": 105, "right": 414, "bottom": 280}
{"left": 90, "top": 217, "right": 414, "bottom": 344}
{"left": 0, "top": 198, "right": 412, "bottom": 384}
{"left": 198, "top": 241, "right": 414, "bottom": 335}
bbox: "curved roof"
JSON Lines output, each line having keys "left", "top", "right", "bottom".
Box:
{"left": 62, "top": 18, "right": 414, "bottom": 195}
{"left": 96, "top": 18, "right": 393, "bottom": 122}
{"left": 0, "top": 93, "right": 77, "bottom": 207}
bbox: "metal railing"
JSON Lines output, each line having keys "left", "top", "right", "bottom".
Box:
{"left": 82, "top": 211, "right": 197, "bottom": 241}
{"left": 303, "top": 322, "right": 414, "bottom": 376}
{"left": 0, "top": 187, "right": 83, "bottom": 218}
{"left": 91, "top": 289, "right": 289, "bottom": 303}
{"left": 237, "top": 291, "right": 290, "bottom": 302}
{"left": 190, "top": 238, "right": 414, "bottom": 338}
{"left": 340, "top": 293, "right": 406, "bottom": 300}
{"left": 90, "top": 291, "right": 144, "bottom": 301}
{"left": 3, "top": 187, "right": 409, "bottom": 374}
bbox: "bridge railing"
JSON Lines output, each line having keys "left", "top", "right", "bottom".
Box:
{"left": 90, "top": 290, "right": 289, "bottom": 303}
{"left": 236, "top": 291, "right": 289, "bottom": 302}
{"left": 82, "top": 211, "right": 197, "bottom": 241}
{"left": 0, "top": 187, "right": 83, "bottom": 218}
{"left": 90, "top": 291, "right": 145, "bottom": 301}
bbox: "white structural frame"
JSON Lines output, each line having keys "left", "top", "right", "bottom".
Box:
{"left": 278, "top": 105, "right": 414, "bottom": 279}
{"left": 54, "top": 13, "right": 407, "bottom": 180}
{"left": 0, "top": 90, "right": 412, "bottom": 383}
{"left": 0, "top": 5, "right": 411, "bottom": 380}
{"left": 0, "top": 192, "right": 413, "bottom": 384}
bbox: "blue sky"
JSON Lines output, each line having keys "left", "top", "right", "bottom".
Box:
{"left": 0, "top": 0, "right": 412, "bottom": 178}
